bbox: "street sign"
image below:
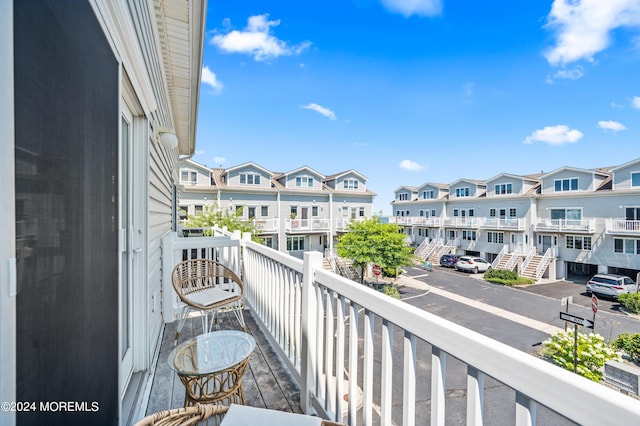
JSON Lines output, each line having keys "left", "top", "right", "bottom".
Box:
{"left": 591, "top": 295, "right": 599, "bottom": 314}
{"left": 560, "top": 312, "right": 594, "bottom": 329}
{"left": 560, "top": 296, "right": 573, "bottom": 306}
{"left": 373, "top": 264, "right": 381, "bottom": 276}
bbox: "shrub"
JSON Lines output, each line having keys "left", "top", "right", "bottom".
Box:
{"left": 613, "top": 333, "right": 640, "bottom": 363}
{"left": 382, "top": 285, "right": 400, "bottom": 299}
{"left": 542, "top": 331, "right": 619, "bottom": 381}
{"left": 484, "top": 269, "right": 535, "bottom": 286}
{"left": 618, "top": 293, "right": 640, "bottom": 314}
{"left": 383, "top": 266, "right": 399, "bottom": 278}
{"left": 484, "top": 269, "right": 518, "bottom": 281}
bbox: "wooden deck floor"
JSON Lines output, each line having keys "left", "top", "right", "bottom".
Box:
{"left": 143, "top": 309, "right": 303, "bottom": 418}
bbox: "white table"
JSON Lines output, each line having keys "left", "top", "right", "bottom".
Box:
{"left": 220, "top": 404, "right": 323, "bottom": 426}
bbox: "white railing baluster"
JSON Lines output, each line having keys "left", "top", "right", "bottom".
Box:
{"left": 363, "top": 309, "right": 374, "bottom": 426}
{"left": 403, "top": 331, "right": 416, "bottom": 426}
{"left": 466, "top": 366, "right": 484, "bottom": 426}
{"left": 515, "top": 392, "right": 536, "bottom": 426}
{"left": 348, "top": 301, "right": 359, "bottom": 426}
{"left": 431, "top": 346, "right": 446, "bottom": 426}
{"left": 316, "top": 284, "right": 326, "bottom": 405}
{"left": 294, "top": 273, "right": 302, "bottom": 368}
{"left": 335, "top": 295, "right": 346, "bottom": 424}
{"left": 325, "top": 288, "right": 336, "bottom": 417}
{"left": 381, "top": 319, "right": 393, "bottom": 426}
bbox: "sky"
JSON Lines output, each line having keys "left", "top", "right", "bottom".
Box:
{"left": 193, "top": 0, "right": 640, "bottom": 215}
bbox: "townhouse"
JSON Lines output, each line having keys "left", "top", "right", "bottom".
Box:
{"left": 178, "top": 159, "right": 376, "bottom": 257}
{"left": 392, "top": 158, "right": 640, "bottom": 281}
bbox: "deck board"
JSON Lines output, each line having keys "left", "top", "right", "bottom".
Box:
{"left": 143, "top": 309, "right": 303, "bottom": 419}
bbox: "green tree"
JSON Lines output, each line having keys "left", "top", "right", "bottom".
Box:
{"left": 336, "top": 216, "right": 415, "bottom": 284}
{"left": 184, "top": 204, "right": 261, "bottom": 241}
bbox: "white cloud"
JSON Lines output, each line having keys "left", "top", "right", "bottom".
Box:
{"left": 544, "top": 0, "right": 640, "bottom": 67}
{"left": 380, "top": 0, "right": 442, "bottom": 17}
{"left": 632, "top": 96, "right": 640, "bottom": 109}
{"left": 399, "top": 159, "right": 425, "bottom": 171}
{"left": 211, "top": 14, "right": 311, "bottom": 61}
{"left": 213, "top": 156, "right": 226, "bottom": 165}
{"left": 195, "top": 150, "right": 204, "bottom": 155}
{"left": 301, "top": 103, "right": 336, "bottom": 120}
{"left": 546, "top": 66, "right": 585, "bottom": 84}
{"left": 201, "top": 66, "right": 223, "bottom": 92}
{"left": 598, "top": 120, "right": 627, "bottom": 131}
{"left": 523, "top": 125, "right": 584, "bottom": 145}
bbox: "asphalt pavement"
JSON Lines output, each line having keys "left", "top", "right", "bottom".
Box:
{"left": 395, "top": 265, "right": 640, "bottom": 343}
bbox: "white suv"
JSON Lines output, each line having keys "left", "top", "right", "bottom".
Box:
{"left": 585, "top": 274, "right": 637, "bottom": 300}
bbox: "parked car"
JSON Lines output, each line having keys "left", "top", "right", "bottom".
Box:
{"left": 439, "top": 254, "right": 459, "bottom": 268}
{"left": 455, "top": 256, "right": 492, "bottom": 274}
{"left": 585, "top": 274, "right": 637, "bottom": 300}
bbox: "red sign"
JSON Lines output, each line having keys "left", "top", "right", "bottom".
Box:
{"left": 373, "top": 264, "right": 381, "bottom": 276}
{"left": 591, "top": 295, "right": 599, "bottom": 314}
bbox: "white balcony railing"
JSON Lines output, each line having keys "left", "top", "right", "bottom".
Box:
{"left": 285, "top": 218, "right": 331, "bottom": 233}
{"left": 251, "top": 218, "right": 279, "bottom": 233}
{"left": 443, "top": 217, "right": 481, "bottom": 228}
{"left": 481, "top": 217, "right": 526, "bottom": 230}
{"left": 534, "top": 218, "right": 596, "bottom": 233}
{"left": 162, "top": 232, "right": 640, "bottom": 425}
{"left": 605, "top": 219, "right": 640, "bottom": 235}
{"left": 391, "top": 216, "right": 442, "bottom": 227}
{"left": 334, "top": 218, "right": 366, "bottom": 232}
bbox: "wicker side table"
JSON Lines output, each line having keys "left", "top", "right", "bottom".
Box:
{"left": 168, "top": 330, "right": 256, "bottom": 407}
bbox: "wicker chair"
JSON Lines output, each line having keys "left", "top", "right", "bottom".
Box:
{"left": 133, "top": 403, "right": 228, "bottom": 426}
{"left": 172, "top": 259, "right": 246, "bottom": 344}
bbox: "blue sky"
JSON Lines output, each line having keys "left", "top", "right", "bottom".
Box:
{"left": 193, "top": 0, "right": 640, "bottom": 215}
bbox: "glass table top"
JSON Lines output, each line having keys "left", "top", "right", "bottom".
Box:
{"left": 168, "top": 330, "right": 256, "bottom": 376}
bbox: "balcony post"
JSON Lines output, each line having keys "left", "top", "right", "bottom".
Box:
{"left": 301, "top": 251, "right": 323, "bottom": 414}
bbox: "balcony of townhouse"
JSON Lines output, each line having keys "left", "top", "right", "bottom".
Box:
{"left": 285, "top": 217, "right": 331, "bottom": 233}
{"left": 250, "top": 218, "right": 280, "bottom": 233}
{"left": 480, "top": 217, "right": 526, "bottom": 231}
{"left": 334, "top": 217, "right": 366, "bottom": 232}
{"left": 143, "top": 230, "right": 640, "bottom": 425}
{"left": 443, "top": 216, "right": 481, "bottom": 228}
{"left": 534, "top": 218, "right": 596, "bottom": 234}
{"left": 391, "top": 216, "right": 442, "bottom": 227}
{"left": 605, "top": 219, "right": 640, "bottom": 236}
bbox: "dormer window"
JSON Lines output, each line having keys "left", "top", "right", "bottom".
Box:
{"left": 494, "top": 183, "right": 512, "bottom": 195}
{"left": 240, "top": 173, "right": 261, "bottom": 185}
{"left": 632, "top": 172, "right": 640, "bottom": 187}
{"left": 181, "top": 170, "right": 196, "bottom": 184}
{"left": 423, "top": 190, "right": 434, "bottom": 199}
{"left": 554, "top": 178, "right": 578, "bottom": 192}
{"left": 398, "top": 193, "right": 409, "bottom": 201}
{"left": 455, "top": 187, "right": 470, "bottom": 197}
{"left": 296, "top": 176, "right": 314, "bottom": 187}
{"left": 343, "top": 179, "right": 359, "bottom": 189}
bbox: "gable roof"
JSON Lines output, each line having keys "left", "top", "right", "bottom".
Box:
{"left": 221, "top": 162, "right": 274, "bottom": 177}
{"left": 485, "top": 173, "right": 540, "bottom": 184}
{"left": 540, "top": 166, "right": 610, "bottom": 179}
{"left": 324, "top": 169, "right": 368, "bottom": 182}
{"left": 181, "top": 158, "right": 213, "bottom": 173}
{"left": 281, "top": 166, "right": 325, "bottom": 179}
{"left": 611, "top": 157, "right": 640, "bottom": 172}
{"left": 449, "top": 178, "right": 486, "bottom": 187}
